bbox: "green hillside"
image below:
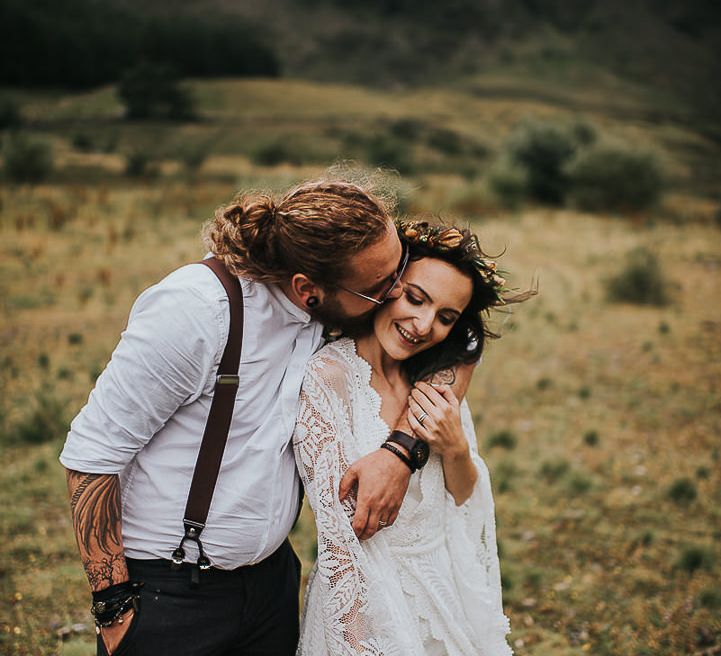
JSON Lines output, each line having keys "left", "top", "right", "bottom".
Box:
{"left": 1, "top": 5, "right": 720, "bottom": 652}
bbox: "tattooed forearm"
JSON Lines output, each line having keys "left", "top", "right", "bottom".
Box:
{"left": 422, "top": 367, "right": 457, "bottom": 386}
{"left": 86, "top": 554, "right": 127, "bottom": 591}
{"left": 66, "top": 470, "right": 129, "bottom": 592}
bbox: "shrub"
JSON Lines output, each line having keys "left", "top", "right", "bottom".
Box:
{"left": 605, "top": 248, "right": 671, "bottom": 306}
{"left": 388, "top": 118, "right": 424, "bottom": 140}
{"left": 578, "top": 386, "right": 591, "bottom": 399}
{"left": 486, "top": 430, "right": 517, "bottom": 450}
{"left": 57, "top": 367, "right": 73, "bottom": 380}
{"left": 676, "top": 546, "right": 713, "bottom": 574}
{"left": 567, "top": 143, "right": 665, "bottom": 212}
{"left": 667, "top": 477, "right": 697, "bottom": 505}
{"left": 72, "top": 132, "right": 94, "bottom": 152}
{"left": 2, "top": 133, "right": 53, "bottom": 183}
{"left": 583, "top": 430, "right": 599, "bottom": 446}
{"left": 118, "top": 62, "right": 195, "bottom": 120}
{"left": 571, "top": 120, "right": 597, "bottom": 146}
{"left": 506, "top": 120, "right": 576, "bottom": 205}
{"left": 125, "top": 151, "right": 157, "bottom": 178}
{"left": 68, "top": 332, "right": 84, "bottom": 345}
{"left": 488, "top": 156, "right": 528, "bottom": 209}
{"left": 0, "top": 96, "right": 22, "bottom": 129}
{"left": 365, "top": 135, "right": 414, "bottom": 174}
{"left": 495, "top": 461, "right": 518, "bottom": 493}
{"left": 427, "top": 127, "right": 463, "bottom": 155}
{"left": 536, "top": 377, "right": 552, "bottom": 390}
{"left": 251, "top": 140, "right": 303, "bottom": 167}
{"left": 566, "top": 471, "right": 592, "bottom": 494}
{"left": 524, "top": 569, "right": 544, "bottom": 589}
{"left": 13, "top": 387, "right": 68, "bottom": 445}
{"left": 539, "top": 459, "right": 569, "bottom": 483}
{"left": 697, "top": 588, "right": 721, "bottom": 609}
{"left": 178, "top": 142, "right": 211, "bottom": 174}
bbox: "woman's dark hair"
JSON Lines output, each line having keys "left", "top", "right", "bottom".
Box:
{"left": 399, "top": 221, "right": 534, "bottom": 384}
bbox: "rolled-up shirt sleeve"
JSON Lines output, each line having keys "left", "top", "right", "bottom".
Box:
{"left": 60, "top": 273, "right": 224, "bottom": 474}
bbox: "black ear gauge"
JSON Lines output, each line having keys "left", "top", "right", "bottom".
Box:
{"left": 306, "top": 296, "right": 319, "bottom": 308}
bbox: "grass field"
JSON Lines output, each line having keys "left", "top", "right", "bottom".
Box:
{"left": 1, "top": 76, "right": 720, "bottom": 655}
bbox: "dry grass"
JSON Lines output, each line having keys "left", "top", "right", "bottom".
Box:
{"left": 1, "top": 76, "right": 720, "bottom": 654}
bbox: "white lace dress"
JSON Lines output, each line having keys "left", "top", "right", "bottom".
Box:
{"left": 293, "top": 338, "right": 512, "bottom": 656}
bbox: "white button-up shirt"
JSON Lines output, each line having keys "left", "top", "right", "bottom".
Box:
{"left": 60, "top": 262, "right": 324, "bottom": 569}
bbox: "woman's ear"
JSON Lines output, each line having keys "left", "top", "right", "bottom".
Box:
{"left": 290, "top": 273, "right": 325, "bottom": 309}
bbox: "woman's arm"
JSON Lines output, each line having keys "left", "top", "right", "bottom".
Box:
{"left": 406, "top": 381, "right": 478, "bottom": 505}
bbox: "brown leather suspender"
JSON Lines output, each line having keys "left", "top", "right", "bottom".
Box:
{"left": 171, "top": 258, "right": 244, "bottom": 573}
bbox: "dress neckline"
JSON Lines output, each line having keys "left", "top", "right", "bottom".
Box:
{"left": 335, "top": 337, "right": 393, "bottom": 442}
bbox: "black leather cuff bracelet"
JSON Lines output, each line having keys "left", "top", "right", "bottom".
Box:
{"left": 92, "top": 580, "right": 135, "bottom": 603}
{"left": 380, "top": 442, "right": 415, "bottom": 472}
{"left": 386, "top": 430, "right": 430, "bottom": 471}
{"left": 91, "top": 581, "right": 143, "bottom": 628}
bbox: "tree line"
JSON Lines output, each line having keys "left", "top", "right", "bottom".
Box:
{"left": 0, "top": 0, "right": 279, "bottom": 88}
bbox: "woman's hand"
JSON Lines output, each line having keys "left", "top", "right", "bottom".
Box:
{"left": 407, "top": 382, "right": 468, "bottom": 459}
{"left": 408, "top": 382, "right": 478, "bottom": 505}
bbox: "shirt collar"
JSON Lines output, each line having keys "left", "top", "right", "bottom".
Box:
{"left": 266, "top": 283, "right": 313, "bottom": 324}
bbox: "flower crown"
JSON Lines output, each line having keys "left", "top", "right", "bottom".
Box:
{"left": 397, "top": 220, "right": 508, "bottom": 306}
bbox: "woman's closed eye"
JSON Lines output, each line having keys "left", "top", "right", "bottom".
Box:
{"left": 405, "top": 290, "right": 423, "bottom": 306}
{"left": 405, "top": 290, "right": 459, "bottom": 326}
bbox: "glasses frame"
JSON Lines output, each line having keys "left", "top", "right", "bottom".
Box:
{"left": 338, "top": 242, "right": 410, "bottom": 306}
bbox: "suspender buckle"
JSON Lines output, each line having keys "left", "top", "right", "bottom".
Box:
{"left": 216, "top": 374, "right": 239, "bottom": 385}
{"left": 183, "top": 519, "right": 206, "bottom": 539}
{"left": 171, "top": 547, "right": 185, "bottom": 566}
{"left": 197, "top": 555, "right": 211, "bottom": 570}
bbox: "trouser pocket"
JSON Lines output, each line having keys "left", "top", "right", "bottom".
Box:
{"left": 96, "top": 595, "right": 142, "bottom": 656}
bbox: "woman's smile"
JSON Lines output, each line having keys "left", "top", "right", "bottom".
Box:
{"left": 395, "top": 322, "right": 423, "bottom": 347}
{"left": 373, "top": 258, "right": 473, "bottom": 362}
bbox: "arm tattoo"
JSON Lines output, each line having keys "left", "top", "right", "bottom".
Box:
{"left": 66, "top": 471, "right": 128, "bottom": 591}
{"left": 422, "top": 366, "right": 457, "bottom": 386}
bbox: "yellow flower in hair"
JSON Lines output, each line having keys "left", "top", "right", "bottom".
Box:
{"left": 437, "top": 228, "right": 464, "bottom": 249}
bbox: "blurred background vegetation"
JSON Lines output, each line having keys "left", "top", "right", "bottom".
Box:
{"left": 1, "top": 0, "right": 720, "bottom": 654}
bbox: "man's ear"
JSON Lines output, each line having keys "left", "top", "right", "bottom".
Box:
{"left": 290, "top": 273, "right": 325, "bottom": 308}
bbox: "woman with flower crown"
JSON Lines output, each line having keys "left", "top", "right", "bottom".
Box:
{"left": 293, "top": 221, "right": 533, "bottom": 656}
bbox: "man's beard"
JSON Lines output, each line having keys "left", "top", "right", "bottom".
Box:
{"left": 309, "top": 293, "right": 375, "bottom": 339}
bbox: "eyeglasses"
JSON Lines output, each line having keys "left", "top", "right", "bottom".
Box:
{"left": 338, "top": 242, "right": 409, "bottom": 306}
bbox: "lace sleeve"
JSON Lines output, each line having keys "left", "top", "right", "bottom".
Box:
{"left": 444, "top": 399, "right": 513, "bottom": 653}
{"left": 293, "top": 362, "right": 411, "bottom": 655}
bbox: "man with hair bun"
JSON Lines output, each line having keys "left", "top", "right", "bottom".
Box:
{"left": 60, "top": 178, "right": 472, "bottom": 655}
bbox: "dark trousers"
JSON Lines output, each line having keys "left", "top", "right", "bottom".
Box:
{"left": 98, "top": 540, "right": 301, "bottom": 656}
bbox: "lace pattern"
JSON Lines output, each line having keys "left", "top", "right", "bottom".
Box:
{"left": 294, "top": 338, "right": 512, "bottom": 655}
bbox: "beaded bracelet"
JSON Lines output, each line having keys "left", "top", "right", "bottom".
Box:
{"left": 91, "top": 581, "right": 143, "bottom": 628}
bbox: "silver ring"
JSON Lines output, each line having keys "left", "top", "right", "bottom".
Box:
{"left": 378, "top": 520, "right": 388, "bottom": 528}
{"left": 417, "top": 411, "right": 428, "bottom": 426}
